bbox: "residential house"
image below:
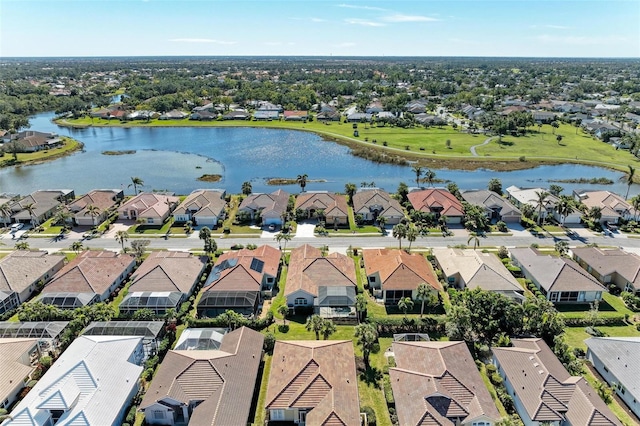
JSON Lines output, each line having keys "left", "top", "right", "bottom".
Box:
{"left": 9, "top": 190, "right": 74, "bottom": 225}
{"left": 2, "top": 335, "right": 145, "bottom": 426}
{"left": 0, "top": 251, "right": 66, "bottom": 315}
{"left": 172, "top": 189, "right": 226, "bottom": 227}
{"left": 118, "top": 251, "right": 207, "bottom": 315}
{"left": 285, "top": 245, "right": 357, "bottom": 318}
{"left": 81, "top": 321, "right": 164, "bottom": 360}
{"left": 573, "top": 190, "right": 636, "bottom": 224}
{"left": 67, "top": 189, "right": 124, "bottom": 226}
{"left": 510, "top": 248, "right": 606, "bottom": 303}
{"left": 585, "top": 337, "right": 640, "bottom": 419}
{"left": 283, "top": 110, "right": 309, "bottom": 121}
{"left": 493, "top": 338, "right": 621, "bottom": 426}
{"left": 238, "top": 189, "right": 289, "bottom": 226}
{"left": 295, "top": 192, "right": 349, "bottom": 228}
{"left": 362, "top": 249, "right": 441, "bottom": 305}
{"left": 139, "top": 327, "right": 264, "bottom": 426}
{"left": 461, "top": 190, "right": 522, "bottom": 223}
{"left": 433, "top": 248, "right": 525, "bottom": 300}
{"left": 316, "top": 106, "right": 341, "bottom": 121}
{"left": 532, "top": 111, "right": 557, "bottom": 123}
{"left": 0, "top": 338, "right": 40, "bottom": 411}
{"left": 253, "top": 110, "right": 280, "bottom": 120}
{"left": 3, "top": 130, "right": 62, "bottom": 152}
{"left": 189, "top": 110, "right": 217, "bottom": 121}
{"left": 265, "top": 340, "right": 360, "bottom": 425}
{"left": 198, "top": 245, "right": 281, "bottom": 318}
{"left": 352, "top": 189, "right": 404, "bottom": 225}
{"left": 0, "top": 322, "right": 70, "bottom": 355}
{"left": 118, "top": 192, "right": 179, "bottom": 225}
{"left": 39, "top": 251, "right": 136, "bottom": 308}
{"left": 506, "top": 186, "right": 581, "bottom": 224}
{"left": 390, "top": 341, "right": 501, "bottom": 426}
{"left": 405, "top": 100, "right": 428, "bottom": 114}
{"left": 222, "top": 110, "right": 251, "bottom": 120}
{"left": 158, "top": 110, "right": 188, "bottom": 120}
{"left": 414, "top": 113, "right": 445, "bottom": 126}
{"left": 346, "top": 112, "right": 372, "bottom": 122}
{"left": 572, "top": 247, "right": 640, "bottom": 294}
{"left": 365, "top": 101, "right": 383, "bottom": 114}
{"left": 408, "top": 188, "right": 465, "bottom": 224}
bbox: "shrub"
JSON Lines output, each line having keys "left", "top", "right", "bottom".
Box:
{"left": 223, "top": 227, "right": 231, "bottom": 234}
{"left": 383, "top": 376, "right": 395, "bottom": 405}
{"left": 263, "top": 332, "right": 276, "bottom": 354}
{"left": 485, "top": 363, "right": 497, "bottom": 375}
{"left": 496, "top": 221, "right": 508, "bottom": 232}
{"left": 622, "top": 291, "right": 640, "bottom": 311}
{"left": 362, "top": 406, "right": 377, "bottom": 426}
{"left": 490, "top": 372, "right": 503, "bottom": 386}
{"left": 497, "top": 246, "right": 509, "bottom": 259}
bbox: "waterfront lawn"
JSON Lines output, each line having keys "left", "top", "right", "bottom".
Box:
{"left": 0, "top": 137, "right": 82, "bottom": 167}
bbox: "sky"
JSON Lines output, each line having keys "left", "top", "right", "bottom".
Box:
{"left": 1, "top": 0, "right": 639, "bottom": 58}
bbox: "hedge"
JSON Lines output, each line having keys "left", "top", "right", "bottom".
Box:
{"left": 186, "top": 313, "right": 274, "bottom": 331}
{"left": 564, "top": 316, "right": 626, "bottom": 327}
{"left": 367, "top": 316, "right": 446, "bottom": 337}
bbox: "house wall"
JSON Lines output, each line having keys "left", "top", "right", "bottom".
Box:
{"left": 587, "top": 349, "right": 640, "bottom": 418}
{"left": 366, "top": 272, "right": 382, "bottom": 290}
{"left": 325, "top": 215, "right": 348, "bottom": 227}
{"left": 173, "top": 213, "right": 191, "bottom": 223}
{"left": 446, "top": 215, "right": 462, "bottom": 224}
{"left": 286, "top": 289, "right": 314, "bottom": 308}
{"left": 269, "top": 408, "right": 297, "bottom": 422}
{"left": 193, "top": 215, "right": 218, "bottom": 227}
{"left": 143, "top": 402, "right": 176, "bottom": 426}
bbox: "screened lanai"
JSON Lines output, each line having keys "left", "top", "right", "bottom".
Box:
{"left": 37, "top": 292, "right": 98, "bottom": 309}
{"left": 174, "top": 328, "right": 227, "bottom": 351}
{"left": 82, "top": 321, "right": 165, "bottom": 359}
{"left": 118, "top": 291, "right": 184, "bottom": 315}
{"left": 196, "top": 290, "right": 259, "bottom": 318}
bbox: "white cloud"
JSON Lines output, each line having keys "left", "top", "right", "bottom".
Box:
{"left": 338, "top": 4, "right": 387, "bottom": 11}
{"left": 345, "top": 18, "right": 386, "bottom": 27}
{"left": 382, "top": 14, "right": 438, "bottom": 22}
{"left": 169, "top": 38, "right": 236, "bottom": 45}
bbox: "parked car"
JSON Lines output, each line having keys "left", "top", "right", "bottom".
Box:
{"left": 10, "top": 223, "right": 24, "bottom": 232}
{"left": 268, "top": 224, "right": 276, "bottom": 231}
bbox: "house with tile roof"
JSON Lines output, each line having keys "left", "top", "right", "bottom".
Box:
{"left": 407, "top": 188, "right": 464, "bottom": 224}
{"left": 0, "top": 251, "right": 66, "bottom": 315}
{"left": 506, "top": 186, "right": 582, "bottom": 224}
{"left": 238, "top": 189, "right": 289, "bottom": 226}
{"left": 572, "top": 247, "right": 640, "bottom": 295}
{"left": 493, "top": 338, "right": 622, "bottom": 426}
{"left": 198, "top": 245, "right": 281, "bottom": 318}
{"left": 573, "top": 190, "right": 636, "bottom": 224}
{"left": 9, "top": 190, "right": 74, "bottom": 226}
{"left": 2, "top": 335, "right": 144, "bottom": 426}
{"left": 118, "top": 251, "right": 207, "bottom": 315}
{"left": 265, "top": 340, "right": 360, "bottom": 426}
{"left": 510, "top": 248, "right": 606, "bottom": 304}
{"left": 0, "top": 338, "right": 40, "bottom": 412}
{"left": 285, "top": 245, "right": 357, "bottom": 318}
{"left": 4, "top": 130, "right": 62, "bottom": 152}
{"left": 39, "top": 251, "right": 136, "bottom": 308}
{"left": 172, "top": 189, "right": 226, "bottom": 227}
{"left": 362, "top": 249, "right": 441, "bottom": 305}
{"left": 585, "top": 337, "right": 640, "bottom": 419}
{"left": 433, "top": 248, "right": 525, "bottom": 300}
{"left": 390, "top": 340, "right": 501, "bottom": 426}
{"left": 295, "top": 192, "right": 349, "bottom": 228}
{"left": 117, "top": 193, "right": 179, "bottom": 225}
{"left": 283, "top": 110, "right": 309, "bottom": 121}
{"left": 139, "top": 327, "right": 264, "bottom": 426}
{"left": 352, "top": 189, "right": 405, "bottom": 225}
{"left": 461, "top": 189, "right": 522, "bottom": 223}
{"left": 67, "top": 189, "right": 124, "bottom": 226}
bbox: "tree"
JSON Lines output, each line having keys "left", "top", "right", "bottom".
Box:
{"left": 588, "top": 206, "right": 602, "bottom": 223}
{"left": 355, "top": 294, "right": 367, "bottom": 323}
{"left": 467, "top": 232, "right": 480, "bottom": 250}
{"left": 411, "top": 165, "right": 423, "bottom": 188}
{"left": 533, "top": 190, "right": 550, "bottom": 225}
{"left": 556, "top": 134, "right": 563, "bottom": 145}
{"left": 241, "top": 181, "right": 252, "bottom": 196}
{"left": 631, "top": 195, "right": 640, "bottom": 221}
{"left": 549, "top": 184, "right": 564, "bottom": 196}
{"left": 69, "top": 241, "right": 84, "bottom": 254}
{"left": 321, "top": 318, "right": 337, "bottom": 340}
{"left": 488, "top": 178, "right": 502, "bottom": 195}
{"left": 15, "top": 241, "right": 29, "bottom": 250}
{"left": 406, "top": 224, "right": 418, "bottom": 252}
{"left": 621, "top": 165, "right": 636, "bottom": 199}
{"left": 345, "top": 182, "right": 357, "bottom": 205}
{"left": 392, "top": 223, "right": 407, "bottom": 249}
{"left": 354, "top": 323, "right": 378, "bottom": 369}
{"left": 424, "top": 169, "right": 436, "bottom": 187}
{"left": 278, "top": 305, "right": 289, "bottom": 325}
{"left": 377, "top": 215, "right": 387, "bottom": 232}
{"left": 129, "top": 176, "right": 144, "bottom": 195}
{"left": 0, "top": 203, "right": 11, "bottom": 228}
{"left": 274, "top": 231, "right": 292, "bottom": 252}
{"left": 296, "top": 173, "right": 308, "bottom": 192}
{"left": 199, "top": 226, "right": 216, "bottom": 254}
{"left": 115, "top": 230, "right": 129, "bottom": 250}
{"left": 23, "top": 203, "right": 37, "bottom": 227}
{"left": 132, "top": 308, "right": 155, "bottom": 321}
{"left": 551, "top": 121, "right": 559, "bottom": 134}
{"left": 84, "top": 204, "right": 101, "bottom": 225}
{"left": 219, "top": 309, "right": 244, "bottom": 330}
{"left": 415, "top": 282, "right": 435, "bottom": 318}
{"left": 396, "top": 182, "right": 409, "bottom": 203}
{"left": 305, "top": 314, "right": 324, "bottom": 340}
{"left": 555, "top": 196, "right": 575, "bottom": 226}
{"left": 397, "top": 297, "right": 414, "bottom": 318}
{"left": 555, "top": 240, "right": 569, "bottom": 257}
{"left": 130, "top": 239, "right": 150, "bottom": 262}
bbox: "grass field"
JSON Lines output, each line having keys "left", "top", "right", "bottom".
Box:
{"left": 0, "top": 137, "right": 83, "bottom": 168}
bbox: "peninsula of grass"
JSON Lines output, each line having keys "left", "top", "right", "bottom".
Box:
{"left": 54, "top": 117, "right": 640, "bottom": 174}
{"left": 196, "top": 174, "right": 222, "bottom": 182}
{"left": 102, "top": 150, "right": 136, "bottom": 155}
{"left": 266, "top": 177, "right": 327, "bottom": 185}
{"left": 0, "top": 137, "right": 83, "bottom": 168}
{"left": 549, "top": 177, "right": 614, "bottom": 184}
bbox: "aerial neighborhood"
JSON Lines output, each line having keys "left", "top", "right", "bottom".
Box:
{"left": 1, "top": 57, "right": 640, "bottom": 425}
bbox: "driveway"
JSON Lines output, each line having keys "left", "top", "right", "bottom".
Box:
{"left": 294, "top": 223, "right": 316, "bottom": 238}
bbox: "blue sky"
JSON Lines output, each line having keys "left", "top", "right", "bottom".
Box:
{"left": 1, "top": 0, "right": 638, "bottom": 57}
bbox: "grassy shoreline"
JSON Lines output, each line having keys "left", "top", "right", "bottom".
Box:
{"left": 54, "top": 118, "right": 639, "bottom": 174}
{"left": 1, "top": 137, "right": 84, "bottom": 169}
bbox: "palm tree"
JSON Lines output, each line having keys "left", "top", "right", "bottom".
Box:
{"left": 0, "top": 202, "right": 12, "bottom": 228}
{"left": 397, "top": 297, "right": 414, "bottom": 318}
{"left": 588, "top": 206, "right": 602, "bottom": 223}
{"left": 115, "top": 230, "right": 129, "bottom": 250}
{"left": 277, "top": 305, "right": 289, "bottom": 326}
{"left": 69, "top": 241, "right": 84, "bottom": 254}
{"left": 631, "top": 195, "right": 640, "bottom": 221}
{"left": 345, "top": 182, "right": 357, "bottom": 205}
{"left": 621, "top": 165, "right": 636, "bottom": 200}
{"left": 354, "top": 323, "right": 378, "bottom": 369}
{"left": 467, "top": 232, "right": 480, "bottom": 249}
{"left": 406, "top": 224, "right": 418, "bottom": 252}
{"left": 129, "top": 176, "right": 144, "bottom": 195}
{"left": 533, "top": 191, "right": 550, "bottom": 226}
{"left": 23, "top": 203, "right": 37, "bottom": 227}
{"left": 84, "top": 204, "right": 101, "bottom": 226}
{"left": 424, "top": 169, "right": 437, "bottom": 187}
{"left": 411, "top": 165, "right": 423, "bottom": 188}
{"left": 556, "top": 134, "right": 563, "bottom": 145}
{"left": 355, "top": 294, "right": 367, "bottom": 323}
{"left": 377, "top": 215, "right": 387, "bottom": 232}
{"left": 296, "top": 174, "right": 308, "bottom": 192}
{"left": 241, "top": 181, "right": 252, "bottom": 196}
{"left": 555, "top": 196, "right": 575, "bottom": 226}
{"left": 415, "top": 282, "right": 434, "bottom": 318}
{"left": 321, "top": 319, "right": 337, "bottom": 340}
{"left": 274, "top": 232, "right": 292, "bottom": 252}
{"left": 392, "top": 223, "right": 407, "bottom": 249}
{"left": 305, "top": 314, "right": 324, "bottom": 340}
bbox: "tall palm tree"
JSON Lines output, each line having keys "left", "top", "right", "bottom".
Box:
{"left": 321, "top": 319, "right": 336, "bottom": 340}
{"left": 415, "top": 282, "right": 433, "bottom": 318}
{"left": 84, "top": 204, "right": 101, "bottom": 226}
{"left": 397, "top": 297, "right": 414, "bottom": 318}
{"left": 354, "top": 323, "right": 378, "bottom": 369}
{"left": 296, "top": 174, "right": 308, "bottom": 193}
{"left": 115, "top": 230, "right": 129, "bottom": 250}
{"left": 411, "top": 165, "right": 423, "bottom": 188}
{"left": 355, "top": 294, "right": 367, "bottom": 323}
{"left": 406, "top": 224, "right": 418, "bottom": 252}
{"left": 621, "top": 165, "right": 636, "bottom": 200}
{"left": 392, "top": 223, "right": 407, "bottom": 249}
{"left": 344, "top": 182, "right": 357, "bottom": 205}
{"left": 555, "top": 196, "right": 575, "bottom": 226}
{"left": 129, "top": 176, "right": 144, "bottom": 195}
{"left": 274, "top": 232, "right": 292, "bottom": 252}
{"left": 631, "top": 195, "right": 640, "bottom": 221}
{"left": 23, "top": 203, "right": 37, "bottom": 227}
{"left": 0, "top": 202, "right": 12, "bottom": 228}
{"left": 467, "top": 232, "right": 480, "bottom": 249}
{"left": 533, "top": 191, "right": 550, "bottom": 226}
{"left": 241, "top": 181, "right": 252, "bottom": 196}
{"left": 424, "top": 169, "right": 437, "bottom": 187}
{"left": 277, "top": 305, "right": 289, "bottom": 326}
{"left": 69, "top": 241, "right": 84, "bottom": 254}
{"left": 305, "top": 314, "right": 324, "bottom": 340}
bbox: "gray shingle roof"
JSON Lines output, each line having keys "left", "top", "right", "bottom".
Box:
{"left": 585, "top": 337, "right": 640, "bottom": 405}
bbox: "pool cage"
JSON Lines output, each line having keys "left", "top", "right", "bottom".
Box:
{"left": 118, "top": 291, "right": 184, "bottom": 315}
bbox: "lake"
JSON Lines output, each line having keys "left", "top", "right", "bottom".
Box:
{"left": 0, "top": 112, "right": 635, "bottom": 197}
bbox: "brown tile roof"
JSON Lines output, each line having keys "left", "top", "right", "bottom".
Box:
{"left": 129, "top": 251, "right": 206, "bottom": 294}
{"left": 118, "top": 193, "right": 179, "bottom": 219}
{"left": 285, "top": 245, "right": 357, "bottom": 298}
{"left": 362, "top": 249, "right": 441, "bottom": 292}
{"left": 42, "top": 251, "right": 135, "bottom": 297}
{"left": 295, "top": 192, "right": 349, "bottom": 218}
{"left": 140, "top": 327, "right": 264, "bottom": 426}
{"left": 0, "top": 251, "right": 66, "bottom": 295}
{"left": 0, "top": 338, "right": 39, "bottom": 405}
{"left": 68, "top": 190, "right": 122, "bottom": 215}
{"left": 173, "top": 189, "right": 226, "bottom": 218}
{"left": 204, "top": 245, "right": 281, "bottom": 293}
{"left": 238, "top": 189, "right": 289, "bottom": 218}
{"left": 572, "top": 247, "right": 640, "bottom": 287}
{"left": 407, "top": 189, "right": 464, "bottom": 217}
{"left": 391, "top": 341, "right": 500, "bottom": 425}
{"left": 492, "top": 338, "right": 621, "bottom": 425}
{"left": 352, "top": 189, "right": 404, "bottom": 218}
{"left": 266, "top": 340, "right": 360, "bottom": 426}
{"left": 577, "top": 190, "right": 635, "bottom": 218}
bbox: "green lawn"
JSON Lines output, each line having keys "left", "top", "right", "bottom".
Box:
{"left": 0, "top": 137, "right": 83, "bottom": 168}
{"left": 581, "top": 366, "right": 639, "bottom": 426}
{"left": 564, "top": 325, "right": 640, "bottom": 351}
{"left": 252, "top": 354, "right": 272, "bottom": 426}
{"left": 128, "top": 219, "right": 174, "bottom": 235}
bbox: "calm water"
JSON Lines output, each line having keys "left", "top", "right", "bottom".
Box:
{"left": 0, "top": 112, "right": 635, "bottom": 197}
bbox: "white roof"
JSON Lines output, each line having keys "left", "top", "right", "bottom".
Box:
{"left": 3, "top": 335, "right": 143, "bottom": 426}
{"left": 586, "top": 337, "right": 640, "bottom": 401}
{"left": 505, "top": 186, "right": 559, "bottom": 208}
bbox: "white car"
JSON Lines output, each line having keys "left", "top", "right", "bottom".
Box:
{"left": 10, "top": 223, "right": 24, "bottom": 232}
